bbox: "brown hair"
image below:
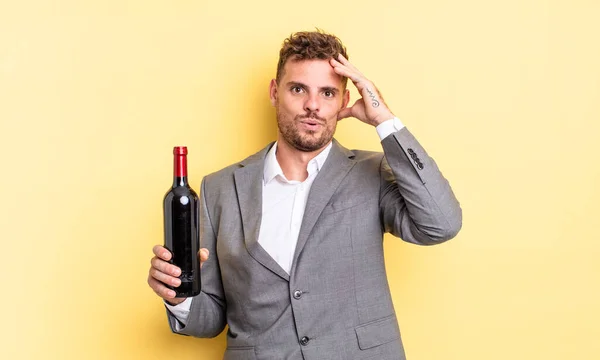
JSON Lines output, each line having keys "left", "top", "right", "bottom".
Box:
{"left": 276, "top": 29, "right": 349, "bottom": 88}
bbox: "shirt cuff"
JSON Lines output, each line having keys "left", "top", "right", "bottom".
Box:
{"left": 164, "top": 297, "right": 193, "bottom": 327}
{"left": 376, "top": 117, "right": 405, "bottom": 140}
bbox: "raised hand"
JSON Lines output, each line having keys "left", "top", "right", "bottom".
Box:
{"left": 330, "top": 54, "right": 395, "bottom": 126}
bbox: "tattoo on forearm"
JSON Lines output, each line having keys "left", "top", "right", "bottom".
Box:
{"left": 366, "top": 88, "right": 380, "bottom": 108}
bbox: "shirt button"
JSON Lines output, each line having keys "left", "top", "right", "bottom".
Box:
{"left": 299, "top": 336, "right": 310, "bottom": 346}
{"left": 293, "top": 290, "right": 303, "bottom": 299}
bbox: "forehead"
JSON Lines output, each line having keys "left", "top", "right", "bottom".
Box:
{"left": 281, "top": 59, "right": 343, "bottom": 88}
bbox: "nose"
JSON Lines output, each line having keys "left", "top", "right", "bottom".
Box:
{"left": 304, "top": 93, "right": 320, "bottom": 113}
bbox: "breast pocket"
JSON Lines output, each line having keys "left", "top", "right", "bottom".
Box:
{"left": 319, "top": 197, "right": 378, "bottom": 228}
{"left": 224, "top": 346, "right": 257, "bottom": 360}
{"left": 322, "top": 196, "right": 370, "bottom": 215}
{"left": 355, "top": 315, "right": 401, "bottom": 350}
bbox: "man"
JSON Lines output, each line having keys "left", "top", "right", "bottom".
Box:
{"left": 148, "top": 30, "right": 462, "bottom": 360}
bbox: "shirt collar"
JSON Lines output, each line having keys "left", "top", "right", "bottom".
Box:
{"left": 263, "top": 141, "right": 333, "bottom": 184}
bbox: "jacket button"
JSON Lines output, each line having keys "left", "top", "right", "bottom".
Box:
{"left": 299, "top": 336, "right": 310, "bottom": 346}
{"left": 293, "top": 290, "right": 303, "bottom": 299}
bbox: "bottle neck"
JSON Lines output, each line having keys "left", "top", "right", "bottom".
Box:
{"left": 173, "top": 154, "right": 189, "bottom": 187}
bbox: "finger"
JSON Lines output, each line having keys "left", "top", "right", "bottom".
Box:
{"left": 330, "top": 58, "right": 361, "bottom": 83}
{"left": 150, "top": 267, "right": 182, "bottom": 288}
{"left": 336, "top": 53, "right": 349, "bottom": 65}
{"left": 153, "top": 245, "right": 172, "bottom": 261}
{"left": 336, "top": 54, "right": 364, "bottom": 77}
{"left": 199, "top": 248, "right": 210, "bottom": 262}
{"left": 329, "top": 57, "right": 353, "bottom": 75}
{"left": 198, "top": 248, "right": 210, "bottom": 269}
{"left": 148, "top": 276, "right": 177, "bottom": 299}
{"left": 151, "top": 256, "right": 181, "bottom": 277}
{"left": 148, "top": 275, "right": 176, "bottom": 299}
{"left": 331, "top": 60, "right": 370, "bottom": 93}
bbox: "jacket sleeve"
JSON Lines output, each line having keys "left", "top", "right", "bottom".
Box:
{"left": 379, "top": 127, "right": 462, "bottom": 245}
{"left": 165, "top": 177, "right": 227, "bottom": 337}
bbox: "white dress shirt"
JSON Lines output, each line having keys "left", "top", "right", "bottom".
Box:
{"left": 258, "top": 140, "right": 331, "bottom": 274}
{"left": 165, "top": 117, "right": 405, "bottom": 327}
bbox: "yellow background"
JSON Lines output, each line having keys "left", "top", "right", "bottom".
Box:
{"left": 1, "top": 0, "right": 599, "bottom": 359}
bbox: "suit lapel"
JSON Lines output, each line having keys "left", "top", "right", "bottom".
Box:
{"left": 291, "top": 139, "right": 356, "bottom": 274}
{"left": 234, "top": 143, "right": 290, "bottom": 282}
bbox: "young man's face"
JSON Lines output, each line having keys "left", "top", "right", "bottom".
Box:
{"left": 270, "top": 58, "right": 350, "bottom": 152}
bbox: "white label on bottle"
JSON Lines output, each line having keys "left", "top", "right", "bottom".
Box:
{"left": 179, "top": 196, "right": 189, "bottom": 205}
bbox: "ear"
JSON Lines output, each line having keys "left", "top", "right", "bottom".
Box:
{"left": 269, "top": 79, "right": 278, "bottom": 107}
{"left": 341, "top": 89, "right": 350, "bottom": 109}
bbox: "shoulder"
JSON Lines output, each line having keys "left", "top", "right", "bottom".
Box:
{"left": 348, "top": 149, "right": 386, "bottom": 178}
{"left": 332, "top": 138, "right": 384, "bottom": 164}
{"left": 350, "top": 148, "right": 385, "bottom": 163}
{"left": 202, "top": 142, "right": 273, "bottom": 190}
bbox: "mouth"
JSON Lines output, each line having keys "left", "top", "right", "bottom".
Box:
{"left": 302, "top": 119, "right": 320, "bottom": 125}
{"left": 299, "top": 120, "right": 323, "bottom": 131}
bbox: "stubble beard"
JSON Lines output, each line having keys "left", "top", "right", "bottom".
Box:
{"left": 276, "top": 109, "right": 336, "bottom": 152}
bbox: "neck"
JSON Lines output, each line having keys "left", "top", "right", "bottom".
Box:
{"left": 173, "top": 176, "right": 188, "bottom": 187}
{"left": 275, "top": 137, "right": 329, "bottom": 182}
{"left": 173, "top": 153, "right": 189, "bottom": 187}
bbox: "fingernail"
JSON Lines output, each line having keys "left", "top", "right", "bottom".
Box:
{"left": 173, "top": 268, "right": 181, "bottom": 276}
{"left": 162, "top": 252, "right": 170, "bottom": 259}
{"left": 172, "top": 279, "right": 181, "bottom": 287}
{"left": 168, "top": 290, "right": 176, "bottom": 297}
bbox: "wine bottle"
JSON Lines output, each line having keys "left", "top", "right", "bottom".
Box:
{"left": 163, "top": 146, "right": 201, "bottom": 297}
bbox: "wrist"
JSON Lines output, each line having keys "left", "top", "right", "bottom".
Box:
{"left": 165, "top": 297, "right": 186, "bottom": 306}
{"left": 371, "top": 112, "right": 395, "bottom": 127}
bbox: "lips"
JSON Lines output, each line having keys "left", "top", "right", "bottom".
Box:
{"left": 299, "top": 115, "right": 324, "bottom": 125}
{"left": 299, "top": 120, "right": 323, "bottom": 132}
{"left": 302, "top": 120, "right": 321, "bottom": 126}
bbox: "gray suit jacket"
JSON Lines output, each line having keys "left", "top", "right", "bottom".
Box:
{"left": 166, "top": 128, "right": 462, "bottom": 360}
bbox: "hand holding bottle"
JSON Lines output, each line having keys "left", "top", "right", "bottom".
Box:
{"left": 147, "top": 246, "right": 210, "bottom": 305}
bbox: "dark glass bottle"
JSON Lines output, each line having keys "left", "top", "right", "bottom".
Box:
{"left": 163, "top": 146, "right": 201, "bottom": 297}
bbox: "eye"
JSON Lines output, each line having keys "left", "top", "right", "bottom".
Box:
{"left": 291, "top": 86, "right": 304, "bottom": 94}
{"left": 324, "top": 90, "right": 334, "bottom": 98}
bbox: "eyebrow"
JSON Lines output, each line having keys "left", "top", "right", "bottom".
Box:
{"left": 286, "top": 81, "right": 340, "bottom": 94}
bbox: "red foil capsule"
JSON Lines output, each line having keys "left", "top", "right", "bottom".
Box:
{"left": 173, "top": 146, "right": 188, "bottom": 177}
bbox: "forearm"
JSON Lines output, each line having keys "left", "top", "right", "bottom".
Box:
{"left": 165, "top": 292, "right": 226, "bottom": 337}
{"left": 379, "top": 127, "right": 462, "bottom": 244}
